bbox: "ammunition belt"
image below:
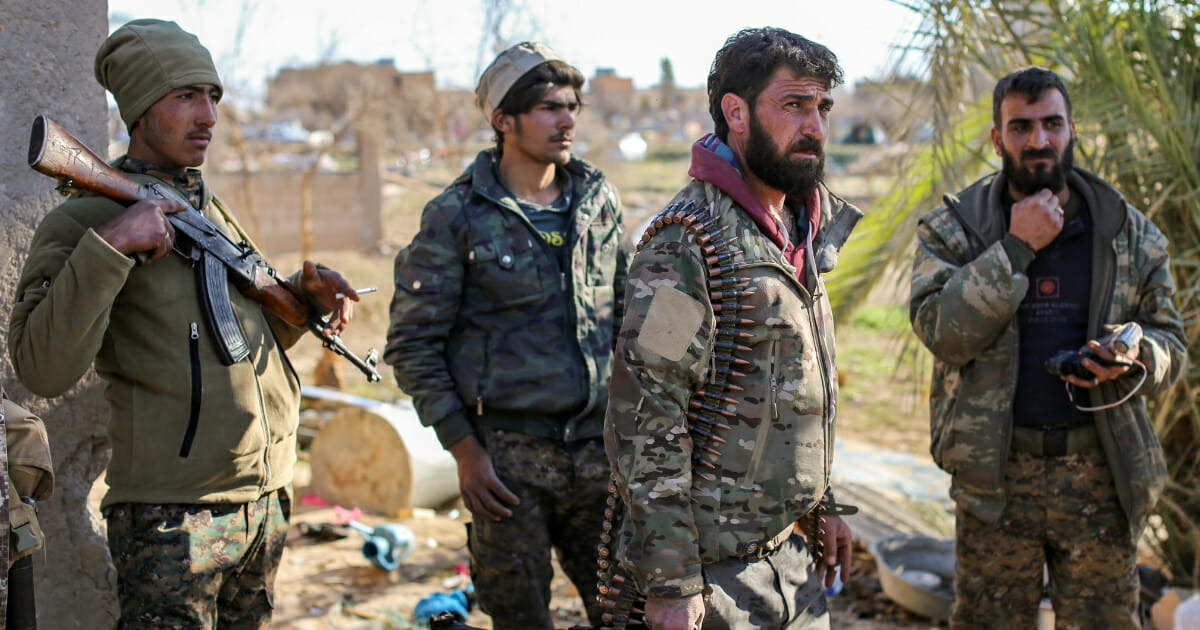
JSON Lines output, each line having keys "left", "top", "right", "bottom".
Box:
{"left": 594, "top": 198, "right": 748, "bottom": 629}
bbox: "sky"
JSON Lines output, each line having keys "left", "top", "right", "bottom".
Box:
{"left": 108, "top": 0, "right": 920, "bottom": 105}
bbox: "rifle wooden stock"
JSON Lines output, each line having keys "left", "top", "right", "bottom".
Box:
{"left": 29, "top": 115, "right": 144, "bottom": 204}
{"left": 27, "top": 114, "right": 382, "bottom": 381}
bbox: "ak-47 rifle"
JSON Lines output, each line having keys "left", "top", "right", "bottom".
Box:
{"left": 27, "top": 115, "right": 381, "bottom": 382}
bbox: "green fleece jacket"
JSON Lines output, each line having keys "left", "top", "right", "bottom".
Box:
{"left": 910, "top": 167, "right": 1188, "bottom": 536}
{"left": 9, "top": 168, "right": 306, "bottom": 509}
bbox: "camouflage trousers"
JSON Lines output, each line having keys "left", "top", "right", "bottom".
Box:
{"left": 699, "top": 534, "right": 830, "bottom": 630}
{"left": 467, "top": 428, "right": 611, "bottom": 630}
{"left": 104, "top": 486, "right": 292, "bottom": 629}
{"left": 952, "top": 449, "right": 1138, "bottom": 630}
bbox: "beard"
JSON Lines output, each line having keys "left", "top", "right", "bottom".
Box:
{"left": 743, "top": 113, "right": 825, "bottom": 199}
{"left": 1002, "top": 138, "right": 1074, "bottom": 196}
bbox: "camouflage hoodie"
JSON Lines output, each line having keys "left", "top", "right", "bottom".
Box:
{"left": 604, "top": 135, "right": 862, "bottom": 599}
{"left": 910, "top": 168, "right": 1187, "bottom": 535}
{"left": 385, "top": 149, "right": 629, "bottom": 449}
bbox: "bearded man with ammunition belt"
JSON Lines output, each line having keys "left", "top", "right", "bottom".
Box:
{"left": 602, "top": 28, "right": 861, "bottom": 630}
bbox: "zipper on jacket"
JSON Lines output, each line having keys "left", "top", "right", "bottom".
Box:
{"left": 179, "top": 322, "right": 203, "bottom": 458}
{"left": 475, "top": 330, "right": 491, "bottom": 416}
{"left": 561, "top": 272, "right": 567, "bottom": 291}
{"left": 251, "top": 355, "right": 272, "bottom": 495}
{"left": 806, "top": 295, "right": 835, "bottom": 484}
{"left": 742, "top": 335, "right": 780, "bottom": 485}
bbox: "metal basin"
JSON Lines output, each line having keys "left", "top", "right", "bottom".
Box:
{"left": 868, "top": 534, "right": 955, "bottom": 621}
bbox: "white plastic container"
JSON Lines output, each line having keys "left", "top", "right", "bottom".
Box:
{"left": 1176, "top": 593, "right": 1200, "bottom": 630}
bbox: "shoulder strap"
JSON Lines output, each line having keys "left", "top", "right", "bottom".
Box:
{"left": 209, "top": 195, "right": 262, "bottom": 252}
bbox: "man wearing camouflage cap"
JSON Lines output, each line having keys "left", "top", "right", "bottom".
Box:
{"left": 910, "top": 66, "right": 1187, "bottom": 629}
{"left": 603, "top": 27, "right": 859, "bottom": 630}
{"left": 385, "top": 42, "right": 629, "bottom": 629}
{"left": 9, "top": 18, "right": 360, "bottom": 628}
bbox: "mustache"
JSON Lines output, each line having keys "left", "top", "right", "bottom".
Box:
{"left": 789, "top": 137, "right": 823, "bottom": 156}
{"left": 551, "top": 133, "right": 573, "bottom": 142}
{"left": 188, "top": 129, "right": 212, "bottom": 140}
{"left": 1021, "top": 147, "right": 1057, "bottom": 160}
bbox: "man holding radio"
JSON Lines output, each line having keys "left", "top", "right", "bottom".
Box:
{"left": 909, "top": 66, "right": 1187, "bottom": 629}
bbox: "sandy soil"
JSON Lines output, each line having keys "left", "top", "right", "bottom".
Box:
{"left": 271, "top": 460, "right": 945, "bottom": 630}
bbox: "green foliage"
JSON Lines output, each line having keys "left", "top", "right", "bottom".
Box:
{"left": 848, "top": 0, "right": 1200, "bottom": 585}
{"left": 850, "top": 304, "right": 910, "bottom": 333}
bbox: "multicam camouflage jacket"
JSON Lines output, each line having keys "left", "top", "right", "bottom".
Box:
{"left": 604, "top": 153, "right": 862, "bottom": 599}
{"left": 385, "top": 149, "right": 629, "bottom": 450}
{"left": 910, "top": 167, "right": 1187, "bottom": 535}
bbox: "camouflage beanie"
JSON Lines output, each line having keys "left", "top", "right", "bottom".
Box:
{"left": 475, "top": 41, "right": 564, "bottom": 117}
{"left": 95, "top": 19, "right": 222, "bottom": 129}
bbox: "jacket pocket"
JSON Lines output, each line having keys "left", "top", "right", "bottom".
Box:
{"left": 928, "top": 365, "right": 961, "bottom": 473}
{"left": 178, "top": 322, "right": 202, "bottom": 458}
{"left": 394, "top": 244, "right": 443, "bottom": 297}
{"left": 467, "top": 236, "right": 547, "bottom": 307}
{"left": 585, "top": 221, "right": 620, "bottom": 285}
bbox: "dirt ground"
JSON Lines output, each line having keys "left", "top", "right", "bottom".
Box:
{"left": 273, "top": 458, "right": 945, "bottom": 630}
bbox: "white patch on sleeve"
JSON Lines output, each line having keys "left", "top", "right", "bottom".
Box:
{"left": 638, "top": 285, "right": 705, "bottom": 361}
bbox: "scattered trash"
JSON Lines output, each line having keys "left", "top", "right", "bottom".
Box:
{"left": 296, "top": 522, "right": 353, "bottom": 542}
{"left": 868, "top": 534, "right": 954, "bottom": 621}
{"left": 300, "top": 493, "right": 331, "bottom": 507}
{"left": 334, "top": 505, "right": 364, "bottom": 523}
{"left": 345, "top": 520, "right": 416, "bottom": 571}
{"left": 428, "top": 610, "right": 485, "bottom": 629}
{"left": 415, "top": 585, "right": 475, "bottom": 625}
{"left": 327, "top": 504, "right": 416, "bottom": 571}
{"left": 438, "top": 562, "right": 471, "bottom": 590}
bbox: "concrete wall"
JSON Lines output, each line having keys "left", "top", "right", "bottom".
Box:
{"left": 207, "top": 170, "right": 383, "bottom": 256}
{"left": 0, "top": 2, "right": 120, "bottom": 628}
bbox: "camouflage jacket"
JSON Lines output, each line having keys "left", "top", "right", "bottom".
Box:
{"left": 9, "top": 160, "right": 306, "bottom": 509}
{"left": 604, "top": 138, "right": 862, "bottom": 599}
{"left": 910, "top": 168, "right": 1187, "bottom": 535}
{"left": 385, "top": 149, "right": 629, "bottom": 449}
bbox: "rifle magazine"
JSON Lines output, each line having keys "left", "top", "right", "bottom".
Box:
{"left": 198, "top": 251, "right": 250, "bottom": 365}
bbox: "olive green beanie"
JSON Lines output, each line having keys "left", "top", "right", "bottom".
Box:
{"left": 95, "top": 19, "right": 223, "bottom": 129}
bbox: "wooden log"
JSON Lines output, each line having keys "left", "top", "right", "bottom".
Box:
{"left": 306, "top": 387, "right": 458, "bottom": 516}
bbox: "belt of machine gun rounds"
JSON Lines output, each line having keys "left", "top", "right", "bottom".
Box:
{"left": 593, "top": 198, "right": 757, "bottom": 629}
{"left": 593, "top": 200, "right": 835, "bottom": 628}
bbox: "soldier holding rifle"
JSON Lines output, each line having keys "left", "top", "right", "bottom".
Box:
{"left": 9, "top": 19, "right": 361, "bottom": 628}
